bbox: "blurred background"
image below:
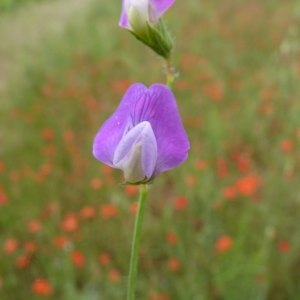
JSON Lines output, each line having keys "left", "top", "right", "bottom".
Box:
{"left": 1, "top": 0, "right": 300, "bottom": 299}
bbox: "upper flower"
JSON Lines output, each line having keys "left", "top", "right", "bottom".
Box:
{"left": 118, "top": 0, "right": 175, "bottom": 58}
{"left": 93, "top": 83, "right": 189, "bottom": 184}
{"left": 119, "top": 0, "right": 175, "bottom": 31}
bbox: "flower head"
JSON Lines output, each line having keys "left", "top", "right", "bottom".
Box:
{"left": 93, "top": 83, "right": 189, "bottom": 184}
{"left": 118, "top": 0, "right": 175, "bottom": 58}
{"left": 119, "top": 0, "right": 175, "bottom": 30}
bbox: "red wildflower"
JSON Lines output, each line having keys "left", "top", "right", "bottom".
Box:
{"left": 41, "top": 128, "right": 54, "bottom": 141}
{"left": 100, "top": 204, "right": 118, "bottom": 219}
{"left": 149, "top": 292, "right": 171, "bottom": 300}
{"left": 277, "top": 240, "right": 291, "bottom": 253}
{"left": 165, "top": 231, "right": 178, "bottom": 245}
{"left": 185, "top": 174, "right": 197, "bottom": 187}
{"left": 108, "top": 269, "right": 121, "bottom": 283}
{"left": 79, "top": 205, "right": 96, "bottom": 220}
{"left": 90, "top": 178, "right": 102, "bottom": 190}
{"left": 98, "top": 252, "right": 111, "bottom": 266}
{"left": 195, "top": 159, "right": 208, "bottom": 171}
{"left": 4, "top": 238, "right": 18, "bottom": 254}
{"left": 27, "top": 219, "right": 42, "bottom": 233}
{"left": 280, "top": 139, "right": 294, "bottom": 153}
{"left": 129, "top": 202, "right": 138, "bottom": 215}
{"left": 62, "top": 130, "right": 75, "bottom": 142}
{"left": 203, "top": 81, "right": 224, "bottom": 102}
{"left": 32, "top": 278, "right": 53, "bottom": 297}
{"left": 16, "top": 254, "right": 31, "bottom": 269}
{"left": 0, "top": 188, "right": 8, "bottom": 205}
{"left": 54, "top": 235, "right": 69, "bottom": 249}
{"left": 216, "top": 158, "right": 229, "bottom": 178}
{"left": 167, "top": 257, "right": 181, "bottom": 272}
{"left": 24, "top": 240, "right": 37, "bottom": 253}
{"left": 235, "top": 174, "right": 261, "bottom": 197}
{"left": 0, "top": 160, "right": 5, "bottom": 173}
{"left": 124, "top": 185, "right": 138, "bottom": 197}
{"left": 71, "top": 250, "right": 85, "bottom": 268}
{"left": 174, "top": 196, "right": 188, "bottom": 211}
{"left": 231, "top": 152, "right": 251, "bottom": 173}
{"left": 61, "top": 214, "right": 79, "bottom": 232}
{"left": 222, "top": 185, "right": 237, "bottom": 201}
{"left": 215, "top": 235, "right": 233, "bottom": 253}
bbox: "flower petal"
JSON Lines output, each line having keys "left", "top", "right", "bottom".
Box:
{"left": 92, "top": 83, "right": 148, "bottom": 166}
{"left": 93, "top": 82, "right": 190, "bottom": 181}
{"left": 113, "top": 121, "right": 157, "bottom": 182}
{"left": 140, "top": 84, "right": 189, "bottom": 175}
{"left": 150, "top": 0, "right": 175, "bottom": 17}
{"left": 118, "top": 0, "right": 175, "bottom": 29}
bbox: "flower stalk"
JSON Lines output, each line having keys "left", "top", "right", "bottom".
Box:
{"left": 165, "top": 56, "right": 177, "bottom": 89}
{"left": 127, "top": 184, "right": 148, "bottom": 300}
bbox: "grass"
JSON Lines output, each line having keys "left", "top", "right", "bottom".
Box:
{"left": 1, "top": 0, "right": 300, "bottom": 299}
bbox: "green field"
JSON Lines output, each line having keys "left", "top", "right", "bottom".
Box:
{"left": 1, "top": 0, "right": 300, "bottom": 299}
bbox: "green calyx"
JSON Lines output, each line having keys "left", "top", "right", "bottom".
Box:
{"left": 129, "top": 19, "right": 173, "bottom": 59}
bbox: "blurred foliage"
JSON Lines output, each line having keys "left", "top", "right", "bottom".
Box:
{"left": 1, "top": 0, "right": 300, "bottom": 299}
{"left": 0, "top": 0, "right": 49, "bottom": 12}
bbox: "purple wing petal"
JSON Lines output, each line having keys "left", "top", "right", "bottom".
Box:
{"left": 150, "top": 0, "right": 175, "bottom": 17}
{"left": 118, "top": 0, "right": 130, "bottom": 29}
{"left": 92, "top": 83, "right": 147, "bottom": 166}
{"left": 145, "top": 84, "right": 190, "bottom": 175}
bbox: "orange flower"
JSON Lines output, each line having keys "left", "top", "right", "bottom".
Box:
{"left": 27, "top": 219, "right": 42, "bottom": 233}
{"left": 90, "top": 178, "right": 102, "bottom": 190}
{"left": 62, "top": 130, "right": 75, "bottom": 142}
{"left": 203, "top": 81, "right": 224, "bottom": 102}
{"left": 41, "top": 128, "right": 54, "bottom": 141}
{"left": 280, "top": 139, "right": 294, "bottom": 153}
{"left": 149, "top": 292, "right": 171, "bottom": 300}
{"left": 222, "top": 185, "right": 237, "bottom": 201}
{"left": 24, "top": 240, "right": 37, "bottom": 254}
{"left": 32, "top": 278, "right": 53, "bottom": 297}
{"left": 277, "top": 240, "right": 291, "bottom": 253}
{"left": 124, "top": 185, "right": 138, "bottom": 197}
{"left": 165, "top": 231, "right": 178, "bottom": 245}
{"left": 0, "top": 189, "right": 8, "bottom": 205}
{"left": 54, "top": 235, "right": 69, "bottom": 249}
{"left": 185, "top": 174, "right": 197, "bottom": 187}
{"left": 4, "top": 238, "right": 18, "bottom": 254}
{"left": 16, "top": 254, "right": 31, "bottom": 269}
{"left": 100, "top": 204, "right": 118, "bottom": 219}
{"left": 216, "top": 158, "right": 229, "bottom": 178}
{"left": 235, "top": 174, "right": 261, "bottom": 197}
{"left": 195, "top": 159, "right": 208, "bottom": 171}
{"left": 174, "top": 196, "right": 188, "bottom": 211}
{"left": 167, "top": 257, "right": 181, "bottom": 272}
{"left": 0, "top": 160, "right": 5, "bottom": 173}
{"left": 215, "top": 235, "right": 233, "bottom": 253}
{"left": 129, "top": 202, "right": 138, "bottom": 215}
{"left": 98, "top": 252, "right": 111, "bottom": 266}
{"left": 79, "top": 205, "right": 96, "bottom": 220}
{"left": 71, "top": 250, "right": 85, "bottom": 268}
{"left": 231, "top": 152, "right": 251, "bottom": 173}
{"left": 61, "top": 214, "right": 79, "bottom": 232}
{"left": 108, "top": 269, "right": 121, "bottom": 283}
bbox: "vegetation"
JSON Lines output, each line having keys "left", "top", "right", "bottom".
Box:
{"left": 1, "top": 0, "right": 300, "bottom": 299}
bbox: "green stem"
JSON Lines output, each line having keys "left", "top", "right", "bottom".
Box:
{"left": 127, "top": 184, "right": 148, "bottom": 300}
{"left": 165, "top": 56, "right": 176, "bottom": 89}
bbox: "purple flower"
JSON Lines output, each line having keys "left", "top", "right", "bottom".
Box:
{"left": 93, "top": 83, "right": 189, "bottom": 184}
{"left": 119, "top": 0, "right": 175, "bottom": 30}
